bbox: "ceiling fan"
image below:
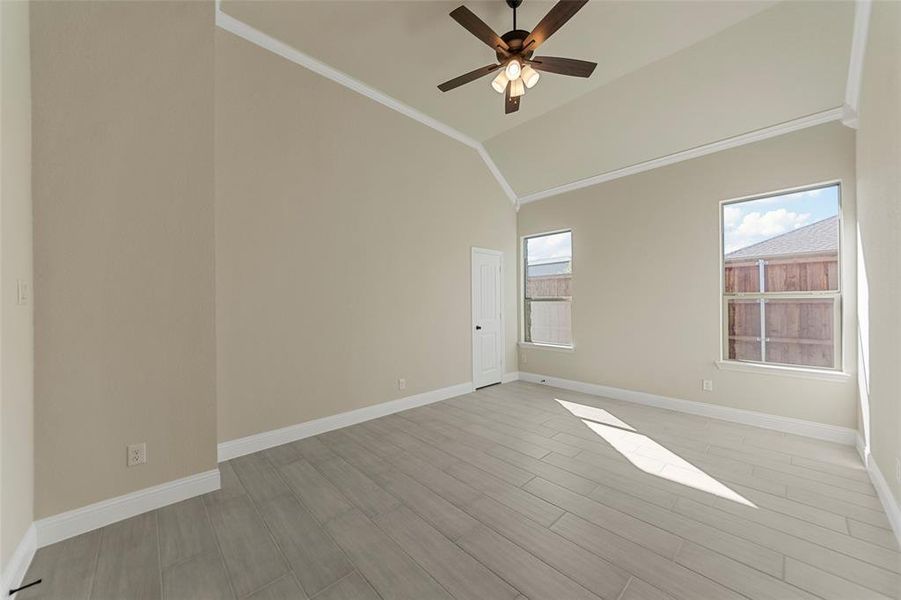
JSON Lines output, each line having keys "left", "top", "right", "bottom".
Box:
{"left": 437, "top": 0, "right": 597, "bottom": 114}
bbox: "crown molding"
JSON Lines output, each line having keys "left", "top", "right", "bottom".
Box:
{"left": 476, "top": 144, "right": 518, "bottom": 209}
{"left": 214, "top": 5, "right": 517, "bottom": 207}
{"left": 841, "top": 0, "right": 872, "bottom": 129}
{"left": 215, "top": 2, "right": 861, "bottom": 208}
{"left": 518, "top": 107, "right": 845, "bottom": 205}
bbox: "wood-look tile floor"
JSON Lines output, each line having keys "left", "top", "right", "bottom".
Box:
{"left": 20, "top": 382, "right": 901, "bottom": 600}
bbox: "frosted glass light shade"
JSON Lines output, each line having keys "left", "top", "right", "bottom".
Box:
{"left": 509, "top": 77, "right": 525, "bottom": 98}
{"left": 522, "top": 65, "right": 540, "bottom": 88}
{"left": 505, "top": 60, "right": 522, "bottom": 80}
{"left": 491, "top": 71, "right": 509, "bottom": 94}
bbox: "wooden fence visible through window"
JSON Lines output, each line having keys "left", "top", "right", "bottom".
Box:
{"left": 724, "top": 252, "right": 838, "bottom": 368}
{"left": 525, "top": 274, "right": 572, "bottom": 346}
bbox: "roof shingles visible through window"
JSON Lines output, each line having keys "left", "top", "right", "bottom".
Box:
{"left": 725, "top": 215, "right": 838, "bottom": 261}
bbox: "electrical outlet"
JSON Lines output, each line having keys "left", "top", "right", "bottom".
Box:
{"left": 520, "top": 353, "right": 527, "bottom": 364}
{"left": 397, "top": 378, "right": 406, "bottom": 391}
{"left": 127, "top": 443, "right": 147, "bottom": 467}
{"left": 702, "top": 379, "right": 714, "bottom": 392}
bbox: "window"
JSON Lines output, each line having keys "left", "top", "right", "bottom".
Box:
{"left": 722, "top": 183, "right": 841, "bottom": 370}
{"left": 523, "top": 230, "right": 572, "bottom": 347}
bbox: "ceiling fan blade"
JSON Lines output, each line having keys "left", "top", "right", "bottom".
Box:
{"left": 530, "top": 56, "right": 597, "bottom": 78}
{"left": 522, "top": 0, "right": 588, "bottom": 53}
{"left": 505, "top": 81, "right": 520, "bottom": 114}
{"left": 437, "top": 64, "right": 501, "bottom": 92}
{"left": 449, "top": 6, "right": 510, "bottom": 54}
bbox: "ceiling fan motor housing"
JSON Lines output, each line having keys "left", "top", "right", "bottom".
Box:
{"left": 497, "top": 30, "right": 533, "bottom": 62}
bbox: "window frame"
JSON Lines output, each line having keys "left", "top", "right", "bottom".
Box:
{"left": 719, "top": 181, "right": 844, "bottom": 373}
{"left": 521, "top": 229, "right": 574, "bottom": 350}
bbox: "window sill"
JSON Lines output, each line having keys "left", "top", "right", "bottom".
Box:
{"left": 519, "top": 342, "right": 575, "bottom": 353}
{"left": 714, "top": 360, "right": 852, "bottom": 382}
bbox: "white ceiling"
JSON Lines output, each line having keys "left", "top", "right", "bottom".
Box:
{"left": 220, "top": 0, "right": 856, "bottom": 199}
{"left": 221, "top": 0, "right": 777, "bottom": 142}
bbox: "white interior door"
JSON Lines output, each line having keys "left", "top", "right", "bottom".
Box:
{"left": 472, "top": 248, "right": 504, "bottom": 389}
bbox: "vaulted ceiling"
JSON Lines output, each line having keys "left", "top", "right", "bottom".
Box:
{"left": 220, "top": 0, "right": 857, "bottom": 201}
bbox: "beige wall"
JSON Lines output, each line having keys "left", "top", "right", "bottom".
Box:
{"left": 1, "top": 0, "right": 34, "bottom": 571}
{"left": 487, "top": 1, "right": 853, "bottom": 196}
{"left": 215, "top": 30, "right": 517, "bottom": 443}
{"left": 518, "top": 123, "right": 857, "bottom": 428}
{"left": 17, "top": 0, "right": 889, "bottom": 531}
{"left": 856, "top": 1, "right": 901, "bottom": 506}
{"left": 31, "top": 2, "right": 217, "bottom": 518}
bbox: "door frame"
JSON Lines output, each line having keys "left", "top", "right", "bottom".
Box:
{"left": 471, "top": 247, "right": 505, "bottom": 390}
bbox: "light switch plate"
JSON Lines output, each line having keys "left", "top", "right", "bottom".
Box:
{"left": 16, "top": 280, "right": 29, "bottom": 305}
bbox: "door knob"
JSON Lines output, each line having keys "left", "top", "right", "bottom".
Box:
{"left": 475, "top": 325, "right": 482, "bottom": 330}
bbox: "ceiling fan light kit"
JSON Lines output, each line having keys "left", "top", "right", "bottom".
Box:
{"left": 492, "top": 71, "right": 509, "bottom": 94}
{"left": 509, "top": 77, "right": 525, "bottom": 98}
{"left": 505, "top": 59, "right": 522, "bottom": 80}
{"left": 522, "top": 64, "right": 540, "bottom": 88}
{"left": 438, "top": 0, "right": 598, "bottom": 114}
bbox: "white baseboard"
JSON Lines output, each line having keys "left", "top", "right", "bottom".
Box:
{"left": 516, "top": 373, "right": 898, "bottom": 542}
{"left": 1, "top": 524, "right": 35, "bottom": 598}
{"left": 35, "top": 469, "right": 220, "bottom": 549}
{"left": 24, "top": 378, "right": 483, "bottom": 555}
{"left": 867, "top": 459, "right": 901, "bottom": 547}
{"left": 218, "top": 381, "right": 474, "bottom": 462}
{"left": 856, "top": 436, "right": 901, "bottom": 547}
{"left": 502, "top": 371, "right": 520, "bottom": 384}
{"left": 517, "top": 372, "right": 857, "bottom": 446}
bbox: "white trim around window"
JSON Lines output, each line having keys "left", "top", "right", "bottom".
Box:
{"left": 714, "top": 359, "right": 851, "bottom": 382}
{"left": 518, "top": 341, "right": 575, "bottom": 353}
{"left": 521, "top": 229, "right": 574, "bottom": 349}
{"left": 718, "top": 180, "right": 846, "bottom": 374}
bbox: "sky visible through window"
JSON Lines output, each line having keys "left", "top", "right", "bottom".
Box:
{"left": 723, "top": 185, "right": 839, "bottom": 254}
{"left": 527, "top": 231, "right": 572, "bottom": 263}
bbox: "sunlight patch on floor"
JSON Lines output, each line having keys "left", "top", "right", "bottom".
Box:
{"left": 555, "top": 399, "right": 635, "bottom": 430}
{"left": 556, "top": 399, "right": 756, "bottom": 507}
